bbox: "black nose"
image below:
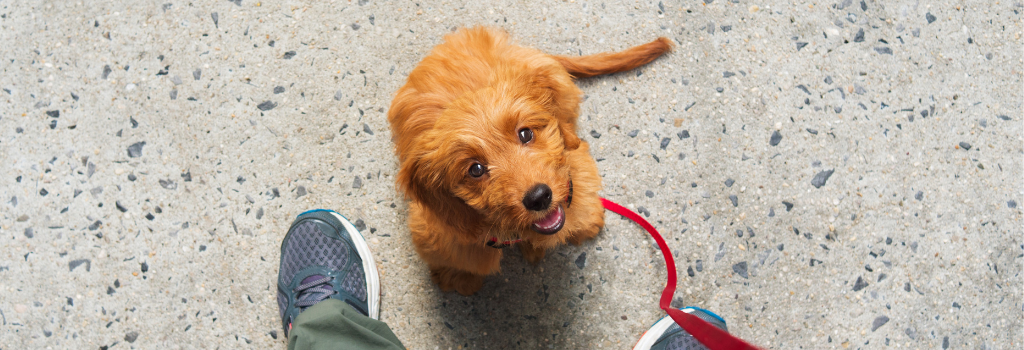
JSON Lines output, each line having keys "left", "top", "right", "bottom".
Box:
{"left": 522, "top": 184, "right": 552, "bottom": 211}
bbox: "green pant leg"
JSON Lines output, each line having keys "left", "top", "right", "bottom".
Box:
{"left": 288, "top": 299, "right": 405, "bottom": 350}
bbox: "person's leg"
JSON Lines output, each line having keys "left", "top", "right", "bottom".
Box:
{"left": 277, "top": 209, "right": 404, "bottom": 350}
{"left": 288, "top": 299, "right": 403, "bottom": 350}
{"left": 632, "top": 307, "right": 728, "bottom": 350}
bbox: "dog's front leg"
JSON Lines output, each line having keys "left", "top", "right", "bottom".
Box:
{"left": 410, "top": 204, "right": 502, "bottom": 295}
{"left": 429, "top": 265, "right": 486, "bottom": 296}
{"left": 417, "top": 242, "right": 500, "bottom": 296}
{"left": 519, "top": 240, "right": 547, "bottom": 264}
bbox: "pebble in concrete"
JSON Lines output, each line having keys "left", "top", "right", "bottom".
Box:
{"left": 257, "top": 101, "right": 277, "bottom": 111}
{"left": 871, "top": 315, "right": 890, "bottom": 332}
{"left": 769, "top": 130, "right": 782, "bottom": 146}
{"left": 853, "top": 276, "right": 869, "bottom": 291}
{"left": 811, "top": 169, "right": 835, "bottom": 188}
{"left": 127, "top": 142, "right": 145, "bottom": 158}
{"left": 732, "top": 262, "right": 748, "bottom": 278}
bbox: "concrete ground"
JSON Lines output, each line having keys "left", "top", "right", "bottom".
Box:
{"left": 1, "top": 0, "right": 1021, "bottom": 349}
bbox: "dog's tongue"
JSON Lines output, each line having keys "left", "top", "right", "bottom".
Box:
{"left": 532, "top": 205, "right": 565, "bottom": 234}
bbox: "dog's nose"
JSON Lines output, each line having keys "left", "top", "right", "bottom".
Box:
{"left": 522, "top": 184, "right": 553, "bottom": 211}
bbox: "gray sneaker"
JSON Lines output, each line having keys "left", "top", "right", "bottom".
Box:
{"left": 277, "top": 209, "right": 380, "bottom": 336}
{"left": 632, "top": 307, "right": 728, "bottom": 350}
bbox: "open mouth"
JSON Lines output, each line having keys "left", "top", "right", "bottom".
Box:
{"left": 531, "top": 204, "right": 565, "bottom": 235}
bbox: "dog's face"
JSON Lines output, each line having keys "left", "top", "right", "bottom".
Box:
{"left": 397, "top": 86, "right": 577, "bottom": 237}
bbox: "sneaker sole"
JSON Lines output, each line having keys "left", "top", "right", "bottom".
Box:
{"left": 307, "top": 210, "right": 381, "bottom": 320}
{"left": 631, "top": 307, "right": 725, "bottom": 350}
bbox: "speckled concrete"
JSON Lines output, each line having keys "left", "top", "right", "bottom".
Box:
{"left": 1, "top": 1, "right": 1021, "bottom": 349}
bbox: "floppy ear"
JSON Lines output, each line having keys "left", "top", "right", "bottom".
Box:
{"left": 396, "top": 150, "right": 483, "bottom": 234}
{"left": 525, "top": 66, "right": 584, "bottom": 151}
{"left": 558, "top": 121, "right": 582, "bottom": 150}
{"left": 395, "top": 154, "right": 425, "bottom": 204}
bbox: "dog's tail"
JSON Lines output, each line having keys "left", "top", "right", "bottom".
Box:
{"left": 552, "top": 37, "right": 673, "bottom": 78}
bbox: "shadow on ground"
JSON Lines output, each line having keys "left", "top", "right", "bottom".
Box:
{"left": 430, "top": 240, "right": 598, "bottom": 349}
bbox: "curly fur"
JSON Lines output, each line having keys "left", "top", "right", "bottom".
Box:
{"left": 388, "top": 27, "right": 671, "bottom": 295}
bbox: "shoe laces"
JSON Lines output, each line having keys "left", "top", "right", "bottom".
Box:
{"left": 293, "top": 275, "right": 337, "bottom": 310}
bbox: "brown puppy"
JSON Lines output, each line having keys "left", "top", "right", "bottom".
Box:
{"left": 388, "top": 27, "right": 670, "bottom": 295}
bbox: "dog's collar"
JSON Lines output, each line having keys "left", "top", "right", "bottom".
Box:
{"left": 486, "top": 178, "right": 573, "bottom": 249}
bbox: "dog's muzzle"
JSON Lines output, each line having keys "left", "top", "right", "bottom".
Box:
{"left": 488, "top": 179, "right": 574, "bottom": 248}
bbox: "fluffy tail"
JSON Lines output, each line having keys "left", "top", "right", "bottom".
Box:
{"left": 552, "top": 37, "right": 673, "bottom": 78}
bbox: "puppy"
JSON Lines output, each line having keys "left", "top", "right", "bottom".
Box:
{"left": 388, "top": 27, "right": 670, "bottom": 295}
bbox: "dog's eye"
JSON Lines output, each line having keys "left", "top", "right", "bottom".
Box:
{"left": 518, "top": 128, "right": 534, "bottom": 144}
{"left": 468, "top": 163, "right": 486, "bottom": 178}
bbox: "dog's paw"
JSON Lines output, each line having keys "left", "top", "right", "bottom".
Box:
{"left": 430, "top": 266, "right": 484, "bottom": 296}
{"left": 520, "top": 241, "right": 547, "bottom": 264}
{"left": 452, "top": 275, "right": 484, "bottom": 296}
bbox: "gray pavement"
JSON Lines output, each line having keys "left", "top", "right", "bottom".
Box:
{"left": 1, "top": 0, "right": 1021, "bottom": 349}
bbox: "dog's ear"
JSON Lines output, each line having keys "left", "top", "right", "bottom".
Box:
{"left": 558, "top": 121, "right": 581, "bottom": 150}
{"left": 396, "top": 150, "right": 482, "bottom": 233}
{"left": 395, "top": 154, "right": 425, "bottom": 204}
{"left": 526, "top": 72, "right": 583, "bottom": 151}
{"left": 396, "top": 151, "right": 444, "bottom": 212}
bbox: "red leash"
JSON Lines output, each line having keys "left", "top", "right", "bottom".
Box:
{"left": 601, "top": 198, "right": 761, "bottom": 350}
